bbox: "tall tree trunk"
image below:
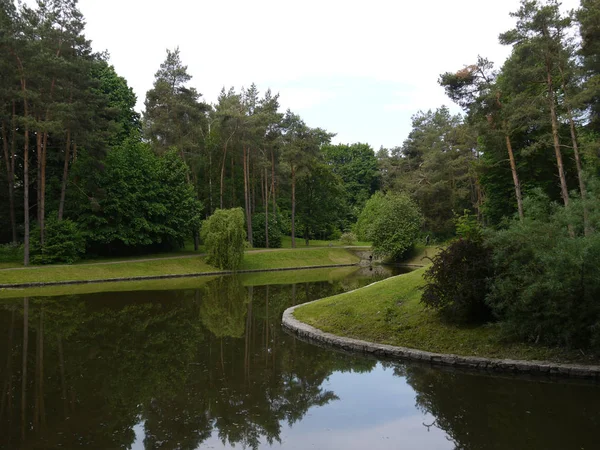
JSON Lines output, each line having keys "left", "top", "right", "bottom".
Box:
{"left": 247, "top": 148, "right": 253, "bottom": 246}
{"left": 10, "top": 102, "right": 17, "bottom": 242}
{"left": 13, "top": 55, "right": 29, "bottom": 263}
{"left": 495, "top": 92, "right": 524, "bottom": 221}
{"left": 40, "top": 131, "right": 49, "bottom": 245}
{"left": 504, "top": 132, "right": 524, "bottom": 220}
{"left": 271, "top": 149, "right": 276, "bottom": 213}
{"left": 264, "top": 167, "right": 269, "bottom": 249}
{"left": 220, "top": 142, "right": 228, "bottom": 209}
{"left": 558, "top": 68, "right": 591, "bottom": 235}
{"left": 291, "top": 166, "right": 296, "bottom": 249}
{"left": 243, "top": 146, "right": 253, "bottom": 246}
{"left": 58, "top": 129, "right": 71, "bottom": 220}
{"left": 24, "top": 124, "right": 30, "bottom": 266}
{"left": 231, "top": 154, "right": 235, "bottom": 207}
{"left": 36, "top": 131, "right": 42, "bottom": 230}
{"left": 1, "top": 119, "right": 17, "bottom": 243}
{"left": 544, "top": 56, "right": 570, "bottom": 207}
{"left": 251, "top": 159, "right": 256, "bottom": 215}
{"left": 208, "top": 148, "right": 213, "bottom": 214}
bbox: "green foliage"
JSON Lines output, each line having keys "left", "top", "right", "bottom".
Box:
{"left": 296, "top": 163, "right": 347, "bottom": 242}
{"left": 91, "top": 61, "right": 141, "bottom": 146}
{"left": 74, "top": 141, "right": 202, "bottom": 255}
{"left": 252, "top": 213, "right": 282, "bottom": 248}
{"left": 339, "top": 232, "right": 357, "bottom": 245}
{"left": 380, "top": 107, "right": 479, "bottom": 237}
{"left": 421, "top": 238, "right": 493, "bottom": 324}
{"left": 486, "top": 191, "right": 600, "bottom": 349}
{"left": 355, "top": 192, "right": 423, "bottom": 260}
{"left": 322, "top": 143, "right": 380, "bottom": 224}
{"left": 200, "top": 277, "right": 247, "bottom": 338}
{"left": 31, "top": 217, "right": 85, "bottom": 264}
{"left": 201, "top": 208, "right": 246, "bottom": 270}
{"left": 454, "top": 210, "right": 482, "bottom": 241}
{"left": 0, "top": 243, "right": 23, "bottom": 263}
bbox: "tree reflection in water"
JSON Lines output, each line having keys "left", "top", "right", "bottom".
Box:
{"left": 0, "top": 274, "right": 377, "bottom": 449}
{"left": 399, "top": 363, "right": 600, "bottom": 450}
{"left": 1, "top": 269, "right": 599, "bottom": 450}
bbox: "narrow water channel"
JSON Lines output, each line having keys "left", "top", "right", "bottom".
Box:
{"left": 0, "top": 266, "right": 598, "bottom": 449}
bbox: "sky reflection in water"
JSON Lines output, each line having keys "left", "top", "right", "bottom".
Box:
{"left": 1, "top": 266, "right": 599, "bottom": 449}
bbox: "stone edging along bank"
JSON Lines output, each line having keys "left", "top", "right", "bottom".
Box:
{"left": 281, "top": 284, "right": 600, "bottom": 380}
{"left": 0, "top": 263, "right": 357, "bottom": 289}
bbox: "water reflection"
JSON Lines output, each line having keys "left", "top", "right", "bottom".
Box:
{"left": 0, "top": 267, "right": 599, "bottom": 449}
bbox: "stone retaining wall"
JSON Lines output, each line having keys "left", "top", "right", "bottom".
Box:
{"left": 282, "top": 300, "right": 600, "bottom": 380}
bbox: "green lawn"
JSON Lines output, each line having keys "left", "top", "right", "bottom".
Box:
{"left": 0, "top": 275, "right": 219, "bottom": 299}
{"left": 240, "top": 248, "right": 359, "bottom": 270}
{"left": 0, "top": 257, "right": 218, "bottom": 286}
{"left": 0, "top": 266, "right": 362, "bottom": 300}
{"left": 279, "top": 236, "right": 371, "bottom": 248}
{"left": 294, "top": 267, "right": 599, "bottom": 364}
{"left": 0, "top": 240, "right": 204, "bottom": 269}
{"left": 0, "top": 247, "right": 360, "bottom": 289}
{"left": 400, "top": 244, "right": 442, "bottom": 265}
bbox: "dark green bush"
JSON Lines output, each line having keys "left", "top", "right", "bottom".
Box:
{"left": 31, "top": 217, "right": 85, "bottom": 264}
{"left": 421, "top": 237, "right": 493, "bottom": 324}
{"left": 0, "top": 243, "right": 23, "bottom": 263}
{"left": 252, "top": 213, "right": 282, "bottom": 248}
{"left": 487, "top": 191, "right": 600, "bottom": 349}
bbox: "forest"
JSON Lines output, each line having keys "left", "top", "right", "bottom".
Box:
{"left": 1, "top": 0, "right": 600, "bottom": 271}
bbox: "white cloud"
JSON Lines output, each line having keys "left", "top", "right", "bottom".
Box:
{"left": 76, "top": 0, "right": 582, "bottom": 146}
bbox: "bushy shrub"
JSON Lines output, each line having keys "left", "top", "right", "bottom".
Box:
{"left": 31, "top": 217, "right": 85, "bottom": 264}
{"left": 355, "top": 192, "right": 423, "bottom": 260}
{"left": 339, "top": 232, "right": 357, "bottom": 245}
{"left": 74, "top": 142, "right": 202, "bottom": 255}
{"left": 487, "top": 191, "right": 600, "bottom": 349}
{"left": 252, "top": 213, "right": 282, "bottom": 248}
{"left": 0, "top": 243, "right": 23, "bottom": 263}
{"left": 421, "top": 237, "right": 493, "bottom": 324}
{"left": 201, "top": 208, "right": 246, "bottom": 270}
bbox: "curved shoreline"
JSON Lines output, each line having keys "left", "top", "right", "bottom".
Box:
{"left": 282, "top": 283, "right": 600, "bottom": 380}
{"left": 0, "top": 263, "right": 357, "bottom": 289}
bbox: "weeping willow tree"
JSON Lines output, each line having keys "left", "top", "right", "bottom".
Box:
{"left": 200, "top": 207, "right": 246, "bottom": 270}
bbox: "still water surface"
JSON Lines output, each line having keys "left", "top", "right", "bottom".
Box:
{"left": 0, "top": 266, "right": 599, "bottom": 449}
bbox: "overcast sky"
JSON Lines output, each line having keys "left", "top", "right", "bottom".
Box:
{"left": 78, "top": 0, "right": 580, "bottom": 150}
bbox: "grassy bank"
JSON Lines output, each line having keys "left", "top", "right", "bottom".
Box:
{"left": 280, "top": 236, "right": 371, "bottom": 248}
{"left": 0, "top": 247, "right": 359, "bottom": 289}
{"left": 399, "top": 244, "right": 442, "bottom": 265}
{"left": 239, "top": 248, "right": 359, "bottom": 270}
{"left": 0, "top": 266, "right": 361, "bottom": 300}
{"left": 293, "top": 268, "right": 598, "bottom": 364}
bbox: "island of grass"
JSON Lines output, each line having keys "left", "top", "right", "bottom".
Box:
{"left": 292, "top": 267, "right": 600, "bottom": 365}
{"left": 0, "top": 247, "right": 360, "bottom": 288}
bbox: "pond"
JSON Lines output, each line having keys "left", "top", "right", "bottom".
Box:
{"left": 0, "top": 265, "right": 599, "bottom": 449}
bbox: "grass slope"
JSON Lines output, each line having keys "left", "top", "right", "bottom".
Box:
{"left": 0, "top": 266, "right": 361, "bottom": 300}
{"left": 294, "top": 267, "right": 598, "bottom": 364}
{"left": 240, "top": 248, "right": 359, "bottom": 270}
{"left": 279, "top": 236, "right": 371, "bottom": 248}
{"left": 0, "top": 248, "right": 359, "bottom": 290}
